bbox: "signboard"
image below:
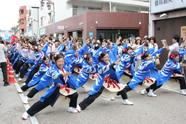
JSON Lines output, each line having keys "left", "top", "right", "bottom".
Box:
{"left": 181, "top": 26, "right": 186, "bottom": 38}
{"left": 57, "top": 26, "right": 65, "bottom": 30}
{"left": 151, "top": 0, "right": 186, "bottom": 14}
{"left": 88, "top": 31, "right": 94, "bottom": 38}
{"left": 40, "top": 28, "right": 45, "bottom": 35}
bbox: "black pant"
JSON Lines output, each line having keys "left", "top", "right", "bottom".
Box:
{"left": 79, "top": 87, "right": 104, "bottom": 110}
{"left": 146, "top": 81, "right": 162, "bottom": 92}
{"left": 21, "top": 84, "right": 30, "bottom": 91}
{"left": 146, "top": 77, "right": 186, "bottom": 92}
{"left": 0, "top": 62, "right": 8, "bottom": 84}
{"left": 10, "top": 53, "right": 18, "bottom": 63}
{"left": 171, "top": 77, "right": 186, "bottom": 90}
{"left": 20, "top": 63, "right": 33, "bottom": 78}
{"left": 25, "top": 65, "right": 40, "bottom": 84}
{"left": 79, "top": 86, "right": 128, "bottom": 110}
{"left": 117, "top": 85, "right": 131, "bottom": 99}
{"left": 124, "top": 72, "right": 133, "bottom": 79}
{"left": 15, "top": 60, "right": 24, "bottom": 74}
{"left": 13, "top": 59, "right": 19, "bottom": 70}
{"left": 27, "top": 87, "right": 78, "bottom": 116}
{"left": 27, "top": 88, "right": 39, "bottom": 98}
{"left": 21, "top": 81, "right": 39, "bottom": 92}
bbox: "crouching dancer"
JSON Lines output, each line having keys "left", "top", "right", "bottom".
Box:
{"left": 77, "top": 52, "right": 133, "bottom": 111}
{"left": 22, "top": 53, "right": 79, "bottom": 120}
{"left": 141, "top": 51, "right": 186, "bottom": 96}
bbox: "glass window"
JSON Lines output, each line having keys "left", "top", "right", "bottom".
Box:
{"left": 41, "top": 17, "right": 43, "bottom": 27}
{"left": 73, "top": 5, "right": 101, "bottom": 16}
{"left": 19, "top": 9, "right": 24, "bottom": 15}
{"left": 48, "top": 13, "right": 52, "bottom": 23}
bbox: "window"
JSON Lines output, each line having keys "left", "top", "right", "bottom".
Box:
{"left": 118, "top": 9, "right": 139, "bottom": 13}
{"left": 21, "top": 29, "right": 24, "bottom": 34}
{"left": 29, "top": 10, "right": 31, "bottom": 16}
{"left": 73, "top": 5, "right": 101, "bottom": 16}
{"left": 41, "top": 17, "right": 43, "bottom": 27}
{"left": 48, "top": 13, "right": 52, "bottom": 24}
{"left": 19, "top": 9, "right": 24, "bottom": 15}
{"left": 20, "top": 19, "right": 24, "bottom": 25}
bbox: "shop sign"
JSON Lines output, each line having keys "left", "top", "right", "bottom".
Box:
{"left": 57, "top": 26, "right": 65, "bottom": 30}
{"left": 88, "top": 31, "right": 94, "bottom": 38}
{"left": 151, "top": 0, "right": 186, "bottom": 14}
{"left": 181, "top": 26, "right": 186, "bottom": 38}
{"left": 40, "top": 28, "right": 45, "bottom": 35}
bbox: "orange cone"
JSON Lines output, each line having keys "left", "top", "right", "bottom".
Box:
{"left": 7, "top": 62, "right": 17, "bottom": 83}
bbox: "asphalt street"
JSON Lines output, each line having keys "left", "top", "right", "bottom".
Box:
{"left": 1, "top": 71, "right": 186, "bottom": 124}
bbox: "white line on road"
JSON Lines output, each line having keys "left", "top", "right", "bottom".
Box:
{"left": 14, "top": 83, "right": 39, "bottom": 124}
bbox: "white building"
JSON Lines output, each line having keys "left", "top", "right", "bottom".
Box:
{"left": 26, "top": 6, "right": 39, "bottom": 39}
{"left": 39, "top": 0, "right": 149, "bottom": 35}
{"left": 149, "top": 0, "right": 186, "bottom": 38}
{"left": 149, "top": 0, "right": 186, "bottom": 67}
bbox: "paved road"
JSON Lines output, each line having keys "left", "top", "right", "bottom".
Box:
{"left": 1, "top": 71, "right": 186, "bottom": 124}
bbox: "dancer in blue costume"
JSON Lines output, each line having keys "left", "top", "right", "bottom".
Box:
{"left": 78, "top": 52, "right": 133, "bottom": 111}
{"left": 14, "top": 44, "right": 29, "bottom": 78}
{"left": 117, "top": 52, "right": 159, "bottom": 99}
{"left": 18, "top": 42, "right": 37, "bottom": 81}
{"left": 141, "top": 51, "right": 186, "bottom": 96}
{"left": 22, "top": 53, "right": 80, "bottom": 120}
{"left": 116, "top": 46, "right": 134, "bottom": 80}
{"left": 20, "top": 55, "right": 50, "bottom": 92}
{"left": 22, "top": 53, "right": 56, "bottom": 104}
{"left": 75, "top": 52, "right": 98, "bottom": 88}
{"left": 106, "top": 41, "right": 118, "bottom": 63}
{"left": 24, "top": 40, "right": 50, "bottom": 84}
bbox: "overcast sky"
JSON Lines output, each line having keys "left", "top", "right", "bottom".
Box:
{"left": 0, "top": 0, "right": 39, "bottom": 30}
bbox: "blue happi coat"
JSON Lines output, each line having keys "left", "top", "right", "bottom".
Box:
{"left": 88, "top": 62, "right": 119, "bottom": 95}
{"left": 92, "top": 47, "right": 107, "bottom": 64}
{"left": 35, "top": 42, "right": 49, "bottom": 64}
{"left": 64, "top": 50, "right": 83, "bottom": 71}
{"left": 27, "top": 42, "right": 49, "bottom": 76}
{"left": 78, "top": 44, "right": 89, "bottom": 58}
{"left": 76, "top": 61, "right": 98, "bottom": 88}
{"left": 34, "top": 67, "right": 53, "bottom": 91}
{"left": 107, "top": 48, "right": 117, "bottom": 64}
{"left": 39, "top": 64, "right": 76, "bottom": 103}
{"left": 115, "top": 53, "right": 132, "bottom": 81}
{"left": 27, "top": 63, "right": 51, "bottom": 87}
{"left": 156, "top": 59, "right": 181, "bottom": 86}
{"left": 32, "top": 61, "right": 55, "bottom": 91}
{"left": 128, "top": 59, "right": 158, "bottom": 89}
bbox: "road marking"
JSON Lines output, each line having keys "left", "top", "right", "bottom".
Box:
{"left": 14, "top": 83, "right": 39, "bottom": 124}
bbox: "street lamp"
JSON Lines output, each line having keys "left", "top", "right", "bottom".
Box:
{"left": 40, "top": 0, "right": 56, "bottom": 38}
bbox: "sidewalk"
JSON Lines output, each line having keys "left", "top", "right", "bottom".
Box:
{"left": 0, "top": 71, "right": 31, "bottom": 124}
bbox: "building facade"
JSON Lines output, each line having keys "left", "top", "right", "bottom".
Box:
{"left": 19, "top": 6, "right": 27, "bottom": 35}
{"left": 26, "top": 6, "right": 39, "bottom": 39}
{"left": 39, "top": 0, "right": 149, "bottom": 41}
{"left": 19, "top": 6, "right": 39, "bottom": 38}
{"left": 149, "top": 0, "right": 186, "bottom": 67}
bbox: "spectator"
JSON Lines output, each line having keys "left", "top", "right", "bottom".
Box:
{"left": 0, "top": 37, "right": 10, "bottom": 86}
{"left": 162, "top": 34, "right": 180, "bottom": 57}
{"left": 180, "top": 35, "right": 186, "bottom": 49}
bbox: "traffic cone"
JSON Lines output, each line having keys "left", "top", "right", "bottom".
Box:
{"left": 7, "top": 62, "right": 17, "bottom": 84}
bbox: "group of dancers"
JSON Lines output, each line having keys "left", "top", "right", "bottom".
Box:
{"left": 6, "top": 35, "right": 186, "bottom": 120}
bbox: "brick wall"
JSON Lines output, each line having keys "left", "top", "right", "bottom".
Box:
{"left": 19, "top": 6, "right": 27, "bottom": 33}
{"left": 43, "top": 12, "right": 148, "bottom": 39}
